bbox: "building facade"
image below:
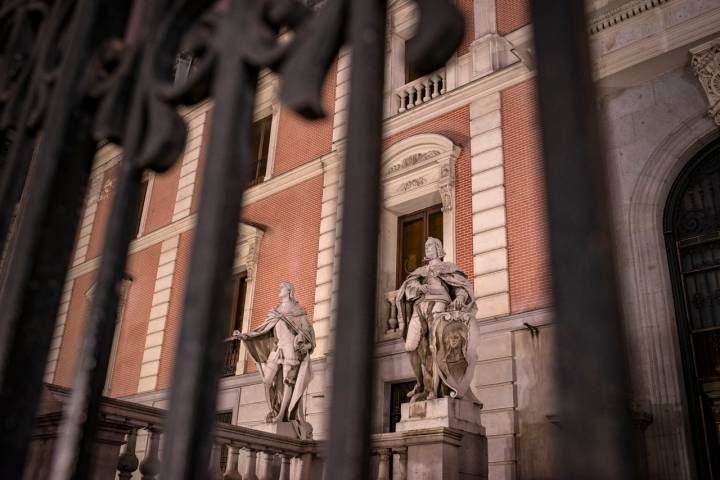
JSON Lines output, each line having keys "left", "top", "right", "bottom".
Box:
{"left": 45, "top": 0, "right": 720, "bottom": 478}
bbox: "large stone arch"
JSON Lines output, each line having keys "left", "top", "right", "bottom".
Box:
{"left": 624, "top": 113, "right": 719, "bottom": 478}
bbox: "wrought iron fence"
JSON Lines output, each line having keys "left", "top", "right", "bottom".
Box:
{"left": 0, "top": 0, "right": 636, "bottom": 479}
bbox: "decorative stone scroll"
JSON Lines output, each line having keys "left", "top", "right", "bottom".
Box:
{"left": 691, "top": 38, "right": 720, "bottom": 126}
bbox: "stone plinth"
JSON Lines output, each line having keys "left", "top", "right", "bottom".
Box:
{"left": 397, "top": 398, "right": 487, "bottom": 480}
{"left": 252, "top": 421, "right": 297, "bottom": 439}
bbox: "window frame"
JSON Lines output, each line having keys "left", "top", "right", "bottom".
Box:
{"left": 396, "top": 204, "right": 444, "bottom": 288}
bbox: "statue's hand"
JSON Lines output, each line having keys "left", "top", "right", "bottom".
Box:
{"left": 452, "top": 295, "right": 465, "bottom": 310}
{"left": 418, "top": 284, "right": 429, "bottom": 294}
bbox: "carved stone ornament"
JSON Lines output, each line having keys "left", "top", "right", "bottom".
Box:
{"left": 691, "top": 39, "right": 720, "bottom": 126}
{"left": 386, "top": 150, "right": 441, "bottom": 175}
{"left": 395, "top": 238, "right": 479, "bottom": 403}
{"left": 397, "top": 177, "right": 427, "bottom": 192}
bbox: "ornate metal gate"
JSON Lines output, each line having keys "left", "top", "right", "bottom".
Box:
{"left": 0, "top": 1, "right": 637, "bottom": 479}
{"left": 666, "top": 139, "right": 720, "bottom": 479}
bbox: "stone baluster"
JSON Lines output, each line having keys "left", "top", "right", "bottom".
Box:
{"left": 431, "top": 75, "right": 441, "bottom": 98}
{"left": 439, "top": 72, "right": 446, "bottom": 95}
{"left": 422, "top": 79, "right": 431, "bottom": 102}
{"left": 117, "top": 429, "right": 139, "bottom": 480}
{"left": 256, "top": 451, "right": 274, "bottom": 480}
{"left": 385, "top": 290, "right": 399, "bottom": 334}
{"left": 209, "top": 443, "right": 224, "bottom": 480}
{"left": 377, "top": 449, "right": 391, "bottom": 480}
{"left": 278, "top": 453, "right": 291, "bottom": 480}
{"left": 406, "top": 87, "right": 415, "bottom": 109}
{"left": 242, "top": 448, "right": 259, "bottom": 480}
{"left": 397, "top": 93, "right": 406, "bottom": 113}
{"left": 394, "top": 447, "right": 407, "bottom": 480}
{"left": 139, "top": 428, "right": 161, "bottom": 480}
{"left": 223, "top": 445, "right": 242, "bottom": 480}
{"left": 414, "top": 85, "right": 423, "bottom": 107}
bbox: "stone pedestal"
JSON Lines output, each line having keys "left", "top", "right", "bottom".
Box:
{"left": 252, "top": 421, "right": 298, "bottom": 439}
{"left": 397, "top": 398, "right": 487, "bottom": 480}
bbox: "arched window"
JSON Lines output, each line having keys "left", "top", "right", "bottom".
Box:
{"left": 664, "top": 138, "right": 720, "bottom": 479}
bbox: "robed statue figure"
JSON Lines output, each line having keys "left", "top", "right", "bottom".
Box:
{"left": 240, "top": 282, "right": 316, "bottom": 439}
{"left": 396, "top": 237, "right": 478, "bottom": 403}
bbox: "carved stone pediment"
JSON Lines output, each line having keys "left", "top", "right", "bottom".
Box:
{"left": 381, "top": 134, "right": 461, "bottom": 212}
{"left": 691, "top": 38, "right": 720, "bottom": 126}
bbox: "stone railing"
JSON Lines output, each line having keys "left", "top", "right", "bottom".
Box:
{"left": 28, "top": 385, "right": 321, "bottom": 480}
{"left": 30, "top": 385, "right": 486, "bottom": 479}
{"left": 393, "top": 70, "right": 447, "bottom": 115}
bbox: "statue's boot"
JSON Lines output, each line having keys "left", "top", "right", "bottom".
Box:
{"left": 406, "top": 350, "right": 425, "bottom": 398}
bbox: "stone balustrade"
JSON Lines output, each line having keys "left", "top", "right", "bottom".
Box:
{"left": 29, "top": 385, "right": 486, "bottom": 479}
{"left": 394, "top": 70, "right": 447, "bottom": 115}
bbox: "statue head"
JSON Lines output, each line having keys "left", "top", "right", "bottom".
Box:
{"left": 424, "top": 237, "right": 445, "bottom": 261}
{"left": 279, "top": 282, "right": 297, "bottom": 303}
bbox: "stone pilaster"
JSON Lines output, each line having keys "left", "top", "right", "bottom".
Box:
{"left": 44, "top": 278, "right": 74, "bottom": 382}
{"left": 172, "top": 107, "right": 209, "bottom": 222}
{"left": 332, "top": 48, "right": 351, "bottom": 146}
{"left": 469, "top": 94, "right": 510, "bottom": 319}
{"left": 311, "top": 157, "right": 341, "bottom": 357}
{"left": 137, "top": 237, "right": 179, "bottom": 392}
{"left": 470, "top": 0, "right": 515, "bottom": 79}
{"left": 72, "top": 162, "right": 108, "bottom": 266}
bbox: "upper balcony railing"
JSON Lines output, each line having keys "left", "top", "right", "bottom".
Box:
{"left": 393, "top": 70, "right": 447, "bottom": 115}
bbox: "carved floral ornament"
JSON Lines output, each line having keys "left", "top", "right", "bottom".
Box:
{"left": 691, "top": 38, "right": 720, "bottom": 127}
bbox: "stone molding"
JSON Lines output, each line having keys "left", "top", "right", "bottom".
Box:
{"left": 690, "top": 37, "right": 720, "bottom": 126}
{"left": 381, "top": 133, "right": 461, "bottom": 261}
{"left": 590, "top": 0, "right": 720, "bottom": 78}
{"left": 588, "top": 0, "right": 672, "bottom": 35}
{"left": 624, "top": 113, "right": 719, "bottom": 478}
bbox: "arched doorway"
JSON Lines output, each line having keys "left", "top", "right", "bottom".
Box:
{"left": 664, "top": 138, "right": 720, "bottom": 479}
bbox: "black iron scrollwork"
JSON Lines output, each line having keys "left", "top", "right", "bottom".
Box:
{"left": 0, "top": 0, "right": 465, "bottom": 478}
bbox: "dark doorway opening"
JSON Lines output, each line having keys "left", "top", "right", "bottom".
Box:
{"left": 665, "top": 138, "right": 720, "bottom": 479}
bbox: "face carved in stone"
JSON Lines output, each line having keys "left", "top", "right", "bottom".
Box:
{"left": 279, "top": 282, "right": 293, "bottom": 302}
{"left": 425, "top": 238, "right": 442, "bottom": 261}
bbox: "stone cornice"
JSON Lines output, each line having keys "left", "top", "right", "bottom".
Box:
{"left": 589, "top": 0, "right": 672, "bottom": 35}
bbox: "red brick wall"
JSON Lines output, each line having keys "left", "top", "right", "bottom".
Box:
{"left": 108, "top": 245, "right": 161, "bottom": 396}
{"left": 384, "top": 107, "right": 474, "bottom": 280}
{"left": 244, "top": 176, "right": 324, "bottom": 330}
{"left": 272, "top": 63, "right": 336, "bottom": 176}
{"left": 457, "top": 0, "right": 475, "bottom": 56}
{"left": 143, "top": 160, "right": 181, "bottom": 234}
{"left": 53, "top": 245, "right": 159, "bottom": 395}
{"left": 86, "top": 164, "right": 119, "bottom": 260}
{"left": 157, "top": 230, "right": 193, "bottom": 390}
{"left": 54, "top": 271, "right": 96, "bottom": 386}
{"left": 496, "top": 0, "right": 531, "bottom": 36}
{"left": 501, "top": 79, "right": 551, "bottom": 314}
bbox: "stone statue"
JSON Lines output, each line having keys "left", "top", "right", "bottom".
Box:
{"left": 240, "top": 282, "right": 316, "bottom": 439}
{"left": 396, "top": 237, "right": 478, "bottom": 402}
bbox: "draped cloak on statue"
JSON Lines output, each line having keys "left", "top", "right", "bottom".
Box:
{"left": 242, "top": 303, "right": 316, "bottom": 439}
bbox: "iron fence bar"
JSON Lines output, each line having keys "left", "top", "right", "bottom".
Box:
{"left": 0, "top": 1, "right": 131, "bottom": 478}
{"left": 0, "top": 0, "right": 58, "bottom": 274}
{"left": 530, "top": 1, "right": 636, "bottom": 478}
{"left": 324, "top": 0, "right": 386, "bottom": 478}
{"left": 160, "top": 1, "right": 260, "bottom": 477}
{"left": 48, "top": 3, "right": 167, "bottom": 477}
